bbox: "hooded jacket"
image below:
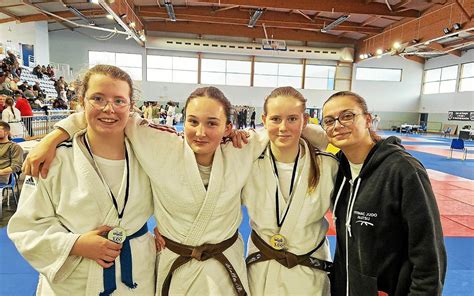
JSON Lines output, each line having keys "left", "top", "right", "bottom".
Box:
{"left": 330, "top": 136, "right": 446, "bottom": 296}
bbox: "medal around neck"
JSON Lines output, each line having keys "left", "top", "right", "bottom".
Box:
{"left": 107, "top": 227, "right": 127, "bottom": 244}
{"left": 270, "top": 234, "right": 286, "bottom": 250}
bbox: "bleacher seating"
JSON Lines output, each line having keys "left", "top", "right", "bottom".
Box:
{"left": 19, "top": 67, "right": 58, "bottom": 99}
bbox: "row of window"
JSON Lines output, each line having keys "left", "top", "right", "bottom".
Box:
{"left": 89, "top": 51, "right": 336, "bottom": 90}
{"left": 88, "top": 51, "right": 473, "bottom": 94}
{"left": 423, "top": 63, "right": 473, "bottom": 94}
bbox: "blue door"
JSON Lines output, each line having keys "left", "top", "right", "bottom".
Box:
{"left": 21, "top": 44, "right": 34, "bottom": 67}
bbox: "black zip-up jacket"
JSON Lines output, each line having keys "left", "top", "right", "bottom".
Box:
{"left": 330, "top": 136, "right": 446, "bottom": 296}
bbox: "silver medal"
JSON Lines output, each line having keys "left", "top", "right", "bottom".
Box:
{"left": 107, "top": 227, "right": 127, "bottom": 244}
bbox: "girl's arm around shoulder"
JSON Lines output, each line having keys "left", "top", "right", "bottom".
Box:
{"left": 302, "top": 124, "right": 329, "bottom": 151}
{"left": 123, "top": 114, "right": 184, "bottom": 160}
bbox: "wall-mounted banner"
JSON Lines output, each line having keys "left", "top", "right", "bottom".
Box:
{"left": 448, "top": 111, "right": 474, "bottom": 121}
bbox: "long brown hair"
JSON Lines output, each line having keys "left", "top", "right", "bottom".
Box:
{"left": 185, "top": 86, "right": 232, "bottom": 124}
{"left": 264, "top": 86, "right": 320, "bottom": 194}
{"left": 323, "top": 91, "right": 381, "bottom": 142}
{"left": 5, "top": 97, "right": 16, "bottom": 120}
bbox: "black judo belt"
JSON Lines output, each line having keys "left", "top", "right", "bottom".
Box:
{"left": 161, "top": 231, "right": 247, "bottom": 296}
{"left": 246, "top": 230, "right": 333, "bottom": 273}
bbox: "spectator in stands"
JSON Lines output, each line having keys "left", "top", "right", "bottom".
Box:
{"left": 18, "top": 81, "right": 28, "bottom": 92}
{"left": 24, "top": 85, "right": 36, "bottom": 99}
{"left": 33, "top": 81, "right": 45, "bottom": 98}
{"left": 14, "top": 92, "right": 33, "bottom": 136}
{"left": 46, "top": 65, "right": 55, "bottom": 78}
{"left": 0, "top": 71, "right": 13, "bottom": 96}
{"left": 2, "top": 97, "right": 22, "bottom": 138}
{"left": 55, "top": 76, "right": 68, "bottom": 96}
{"left": 0, "top": 94, "right": 6, "bottom": 113}
{"left": 41, "top": 65, "right": 47, "bottom": 75}
{"left": 5, "top": 51, "right": 20, "bottom": 78}
{"left": 52, "top": 98, "right": 68, "bottom": 109}
{"left": 32, "top": 65, "right": 43, "bottom": 79}
{"left": 0, "top": 121, "right": 23, "bottom": 184}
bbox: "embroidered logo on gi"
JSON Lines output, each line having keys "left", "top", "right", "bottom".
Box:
{"left": 24, "top": 176, "right": 36, "bottom": 187}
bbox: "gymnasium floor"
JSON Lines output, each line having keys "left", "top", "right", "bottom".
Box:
{"left": 0, "top": 130, "right": 472, "bottom": 295}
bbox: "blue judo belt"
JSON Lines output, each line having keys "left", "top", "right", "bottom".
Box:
{"left": 100, "top": 223, "right": 148, "bottom": 296}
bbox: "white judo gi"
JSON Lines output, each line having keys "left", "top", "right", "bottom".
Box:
{"left": 242, "top": 140, "right": 338, "bottom": 296}
{"left": 56, "top": 113, "right": 269, "bottom": 296}
{"left": 8, "top": 131, "right": 156, "bottom": 296}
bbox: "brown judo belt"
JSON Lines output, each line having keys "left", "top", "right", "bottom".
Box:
{"left": 246, "top": 230, "right": 333, "bottom": 273}
{"left": 161, "top": 231, "right": 247, "bottom": 296}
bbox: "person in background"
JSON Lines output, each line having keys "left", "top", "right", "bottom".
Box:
{"left": 372, "top": 114, "right": 381, "bottom": 131}
{"left": 0, "top": 121, "right": 23, "bottom": 184}
{"left": 321, "top": 91, "right": 446, "bottom": 296}
{"left": 2, "top": 97, "right": 22, "bottom": 138}
{"left": 250, "top": 108, "right": 256, "bottom": 129}
{"left": 14, "top": 92, "right": 34, "bottom": 137}
{"left": 0, "top": 94, "right": 6, "bottom": 113}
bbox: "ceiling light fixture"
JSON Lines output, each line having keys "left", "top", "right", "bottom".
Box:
{"left": 90, "top": 0, "right": 99, "bottom": 4}
{"left": 321, "top": 15, "right": 350, "bottom": 33}
{"left": 393, "top": 41, "right": 401, "bottom": 49}
{"left": 129, "top": 21, "right": 136, "bottom": 28}
{"left": 248, "top": 8, "right": 264, "bottom": 28}
{"left": 443, "top": 27, "right": 451, "bottom": 34}
{"left": 67, "top": 6, "right": 96, "bottom": 26}
{"left": 376, "top": 48, "right": 383, "bottom": 55}
{"left": 453, "top": 23, "right": 462, "bottom": 30}
{"left": 106, "top": 14, "right": 113, "bottom": 20}
{"left": 164, "top": 0, "right": 176, "bottom": 22}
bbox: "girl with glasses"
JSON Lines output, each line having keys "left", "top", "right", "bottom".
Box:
{"left": 322, "top": 91, "right": 446, "bottom": 296}
{"left": 8, "top": 65, "right": 157, "bottom": 295}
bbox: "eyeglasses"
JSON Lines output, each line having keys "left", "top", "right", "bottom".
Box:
{"left": 321, "top": 111, "right": 364, "bottom": 131}
{"left": 87, "top": 96, "right": 130, "bottom": 111}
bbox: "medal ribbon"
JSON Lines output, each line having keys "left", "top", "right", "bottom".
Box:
{"left": 84, "top": 134, "right": 130, "bottom": 220}
{"left": 269, "top": 145, "right": 300, "bottom": 227}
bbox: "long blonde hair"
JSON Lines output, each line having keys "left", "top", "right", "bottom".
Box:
{"left": 264, "top": 86, "right": 320, "bottom": 193}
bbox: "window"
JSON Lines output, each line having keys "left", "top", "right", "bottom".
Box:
{"left": 423, "top": 65, "right": 458, "bottom": 94}
{"left": 305, "top": 65, "right": 336, "bottom": 90}
{"left": 355, "top": 67, "right": 402, "bottom": 82}
{"left": 254, "top": 62, "right": 302, "bottom": 88}
{"left": 460, "top": 62, "right": 474, "bottom": 92}
{"left": 147, "top": 55, "right": 198, "bottom": 83}
{"left": 89, "top": 51, "right": 142, "bottom": 80}
{"left": 201, "top": 59, "right": 251, "bottom": 86}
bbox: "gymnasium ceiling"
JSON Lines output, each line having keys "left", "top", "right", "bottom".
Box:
{"left": 0, "top": 0, "right": 473, "bottom": 62}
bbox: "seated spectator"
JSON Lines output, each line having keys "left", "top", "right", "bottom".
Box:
{"left": 52, "top": 98, "right": 68, "bottom": 109}
{"left": 0, "top": 121, "right": 23, "bottom": 184}
{"left": 46, "top": 65, "right": 55, "bottom": 78}
{"left": 41, "top": 65, "right": 47, "bottom": 75}
{"left": 14, "top": 92, "right": 33, "bottom": 136}
{"left": 32, "top": 65, "right": 43, "bottom": 79}
{"left": 18, "top": 81, "right": 28, "bottom": 92}
{"left": 0, "top": 94, "right": 6, "bottom": 113}
{"left": 24, "top": 85, "right": 35, "bottom": 99}
{"left": 32, "top": 81, "right": 45, "bottom": 98}
{"left": 2, "top": 97, "right": 22, "bottom": 138}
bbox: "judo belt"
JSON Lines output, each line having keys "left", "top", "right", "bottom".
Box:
{"left": 246, "top": 230, "right": 333, "bottom": 273}
{"left": 100, "top": 223, "right": 148, "bottom": 296}
{"left": 162, "top": 231, "right": 247, "bottom": 296}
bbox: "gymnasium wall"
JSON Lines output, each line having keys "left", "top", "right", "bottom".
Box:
{"left": 0, "top": 21, "right": 50, "bottom": 66}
